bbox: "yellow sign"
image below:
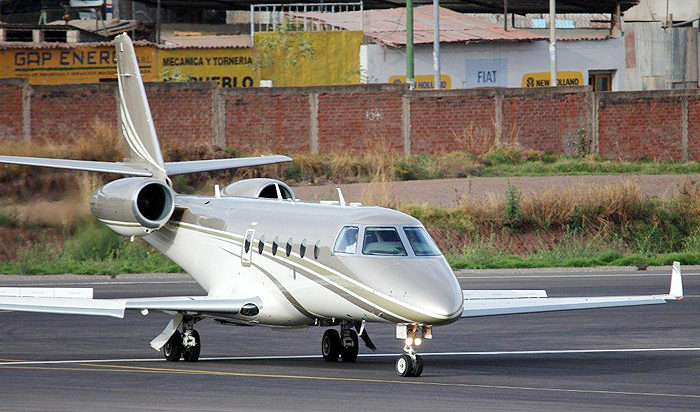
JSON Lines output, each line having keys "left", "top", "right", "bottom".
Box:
{"left": 388, "top": 74, "right": 452, "bottom": 90}
{"left": 521, "top": 71, "right": 584, "bottom": 88}
{"left": 1, "top": 45, "right": 155, "bottom": 84}
{"left": 256, "top": 31, "right": 363, "bottom": 86}
{"left": 157, "top": 48, "right": 256, "bottom": 88}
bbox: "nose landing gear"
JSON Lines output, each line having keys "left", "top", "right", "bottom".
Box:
{"left": 395, "top": 324, "right": 430, "bottom": 377}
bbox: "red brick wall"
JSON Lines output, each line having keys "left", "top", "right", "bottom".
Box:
{"left": 0, "top": 80, "right": 24, "bottom": 140}
{"left": 30, "top": 83, "right": 116, "bottom": 144}
{"left": 503, "top": 90, "right": 589, "bottom": 155}
{"left": 145, "top": 82, "right": 214, "bottom": 153}
{"left": 5, "top": 78, "right": 700, "bottom": 162}
{"left": 222, "top": 88, "right": 310, "bottom": 153}
{"left": 598, "top": 93, "right": 683, "bottom": 161}
{"left": 318, "top": 89, "right": 403, "bottom": 153}
{"left": 410, "top": 92, "right": 496, "bottom": 153}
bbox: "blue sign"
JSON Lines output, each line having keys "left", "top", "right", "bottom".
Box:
{"left": 465, "top": 58, "right": 507, "bottom": 88}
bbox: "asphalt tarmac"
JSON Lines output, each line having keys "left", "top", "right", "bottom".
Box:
{"left": 0, "top": 267, "right": 699, "bottom": 411}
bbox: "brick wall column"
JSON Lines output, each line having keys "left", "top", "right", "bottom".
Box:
{"left": 21, "top": 82, "right": 32, "bottom": 141}
{"left": 682, "top": 95, "right": 689, "bottom": 161}
{"left": 402, "top": 93, "right": 411, "bottom": 156}
{"left": 309, "top": 92, "right": 319, "bottom": 154}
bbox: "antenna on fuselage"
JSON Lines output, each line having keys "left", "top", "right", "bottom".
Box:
{"left": 336, "top": 188, "right": 346, "bottom": 206}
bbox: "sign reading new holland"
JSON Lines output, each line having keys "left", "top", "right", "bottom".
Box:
{"left": 522, "top": 71, "right": 584, "bottom": 87}
{"left": 465, "top": 58, "right": 507, "bottom": 88}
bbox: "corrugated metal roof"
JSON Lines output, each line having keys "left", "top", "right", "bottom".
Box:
{"left": 0, "top": 40, "right": 152, "bottom": 50}
{"left": 290, "top": 6, "right": 546, "bottom": 46}
{"left": 161, "top": 34, "right": 251, "bottom": 49}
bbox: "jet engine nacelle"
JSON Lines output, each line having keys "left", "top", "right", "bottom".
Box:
{"left": 90, "top": 178, "right": 175, "bottom": 237}
{"left": 222, "top": 178, "right": 295, "bottom": 200}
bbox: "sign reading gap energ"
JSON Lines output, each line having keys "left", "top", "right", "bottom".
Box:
{"left": 3, "top": 45, "right": 156, "bottom": 84}
{"left": 465, "top": 58, "right": 507, "bottom": 88}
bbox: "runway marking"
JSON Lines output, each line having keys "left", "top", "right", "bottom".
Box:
{"left": 0, "top": 280, "right": 196, "bottom": 287}
{"left": 457, "top": 273, "right": 700, "bottom": 279}
{"left": 2, "top": 363, "right": 698, "bottom": 400}
{"left": 2, "top": 347, "right": 699, "bottom": 366}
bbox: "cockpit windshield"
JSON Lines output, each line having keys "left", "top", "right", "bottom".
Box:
{"left": 403, "top": 227, "right": 441, "bottom": 256}
{"left": 362, "top": 227, "right": 407, "bottom": 256}
{"left": 333, "top": 226, "right": 358, "bottom": 254}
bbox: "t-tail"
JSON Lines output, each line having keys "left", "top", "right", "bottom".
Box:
{"left": 0, "top": 33, "right": 291, "bottom": 237}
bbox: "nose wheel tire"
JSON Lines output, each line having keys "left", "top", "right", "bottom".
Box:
{"left": 182, "top": 329, "right": 201, "bottom": 362}
{"left": 322, "top": 329, "right": 341, "bottom": 362}
{"left": 395, "top": 354, "right": 423, "bottom": 377}
{"left": 164, "top": 330, "right": 183, "bottom": 362}
{"left": 340, "top": 329, "right": 359, "bottom": 362}
{"left": 396, "top": 354, "right": 414, "bottom": 377}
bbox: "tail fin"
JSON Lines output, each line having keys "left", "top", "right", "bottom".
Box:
{"left": 115, "top": 33, "right": 167, "bottom": 181}
{"left": 0, "top": 34, "right": 292, "bottom": 177}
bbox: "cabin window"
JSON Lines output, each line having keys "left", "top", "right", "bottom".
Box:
{"left": 272, "top": 236, "right": 279, "bottom": 256}
{"left": 333, "top": 226, "right": 359, "bottom": 254}
{"left": 403, "top": 227, "right": 441, "bottom": 256}
{"left": 300, "top": 239, "right": 307, "bottom": 258}
{"left": 244, "top": 232, "right": 252, "bottom": 253}
{"left": 286, "top": 237, "right": 293, "bottom": 257}
{"left": 362, "top": 227, "right": 407, "bottom": 256}
{"left": 314, "top": 241, "right": 321, "bottom": 259}
{"left": 258, "top": 235, "right": 265, "bottom": 254}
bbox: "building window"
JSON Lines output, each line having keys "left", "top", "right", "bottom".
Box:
{"left": 589, "top": 70, "right": 614, "bottom": 91}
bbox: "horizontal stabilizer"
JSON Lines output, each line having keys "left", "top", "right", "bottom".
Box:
{"left": 0, "top": 156, "right": 152, "bottom": 176}
{"left": 165, "top": 155, "right": 292, "bottom": 176}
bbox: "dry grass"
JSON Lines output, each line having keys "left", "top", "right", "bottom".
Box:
{"left": 7, "top": 173, "right": 98, "bottom": 228}
{"left": 0, "top": 118, "right": 125, "bottom": 162}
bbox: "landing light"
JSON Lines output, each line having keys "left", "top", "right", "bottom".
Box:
{"left": 414, "top": 337, "right": 422, "bottom": 346}
{"left": 405, "top": 337, "right": 413, "bottom": 346}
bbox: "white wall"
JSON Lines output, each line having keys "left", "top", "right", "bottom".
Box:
{"left": 624, "top": 0, "right": 698, "bottom": 22}
{"left": 361, "top": 37, "right": 627, "bottom": 90}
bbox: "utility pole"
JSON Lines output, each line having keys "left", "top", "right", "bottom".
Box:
{"left": 433, "top": 0, "right": 440, "bottom": 89}
{"left": 503, "top": 0, "right": 508, "bottom": 32}
{"left": 406, "top": 0, "right": 415, "bottom": 90}
{"left": 156, "top": 0, "right": 162, "bottom": 44}
{"left": 549, "top": 0, "right": 557, "bottom": 87}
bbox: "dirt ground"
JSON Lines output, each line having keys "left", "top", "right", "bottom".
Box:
{"left": 292, "top": 174, "right": 700, "bottom": 207}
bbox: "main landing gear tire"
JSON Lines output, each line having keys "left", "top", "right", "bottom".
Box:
{"left": 395, "top": 354, "right": 423, "bottom": 377}
{"left": 340, "top": 329, "right": 359, "bottom": 363}
{"left": 164, "top": 330, "right": 183, "bottom": 362}
{"left": 322, "top": 329, "right": 341, "bottom": 362}
{"left": 182, "top": 329, "right": 201, "bottom": 362}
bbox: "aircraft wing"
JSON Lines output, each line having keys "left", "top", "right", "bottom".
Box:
{"left": 461, "top": 262, "right": 683, "bottom": 318}
{"left": 0, "top": 288, "right": 260, "bottom": 319}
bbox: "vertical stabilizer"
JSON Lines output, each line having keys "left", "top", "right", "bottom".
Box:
{"left": 115, "top": 33, "right": 167, "bottom": 181}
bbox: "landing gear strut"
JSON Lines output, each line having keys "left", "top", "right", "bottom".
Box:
{"left": 395, "top": 324, "right": 430, "bottom": 377}
{"left": 163, "top": 316, "right": 201, "bottom": 362}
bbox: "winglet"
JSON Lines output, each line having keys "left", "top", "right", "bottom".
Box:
{"left": 668, "top": 261, "right": 684, "bottom": 301}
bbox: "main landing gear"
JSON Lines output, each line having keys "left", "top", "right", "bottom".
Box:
{"left": 322, "top": 321, "right": 376, "bottom": 363}
{"left": 164, "top": 317, "right": 201, "bottom": 362}
{"left": 394, "top": 324, "right": 431, "bottom": 377}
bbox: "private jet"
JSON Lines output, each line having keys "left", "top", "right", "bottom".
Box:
{"left": 0, "top": 34, "right": 684, "bottom": 377}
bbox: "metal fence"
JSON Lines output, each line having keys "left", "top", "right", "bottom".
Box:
{"left": 250, "top": 2, "right": 363, "bottom": 43}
